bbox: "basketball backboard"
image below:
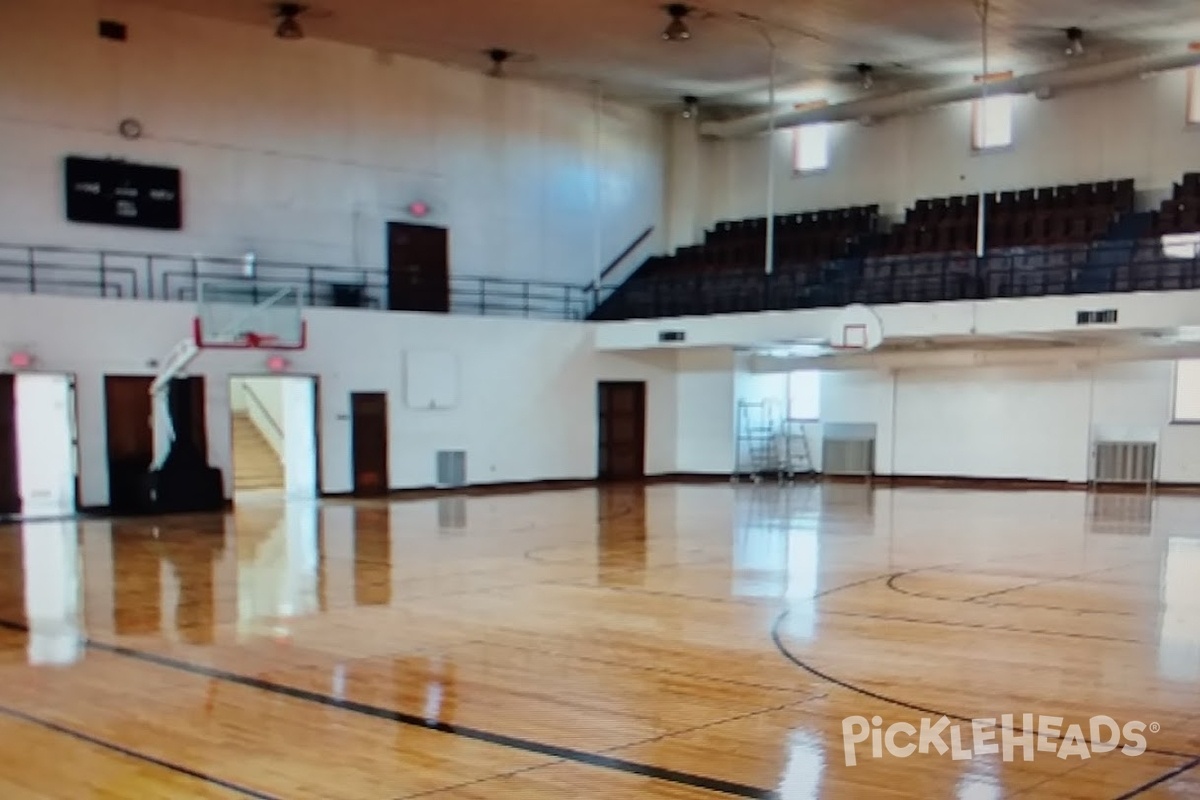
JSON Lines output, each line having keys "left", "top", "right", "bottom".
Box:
{"left": 194, "top": 279, "right": 306, "bottom": 350}
{"left": 829, "top": 304, "right": 884, "bottom": 352}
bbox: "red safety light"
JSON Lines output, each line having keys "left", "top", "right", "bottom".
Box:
{"left": 266, "top": 354, "right": 289, "bottom": 372}
{"left": 408, "top": 200, "right": 430, "bottom": 218}
{"left": 8, "top": 351, "right": 33, "bottom": 369}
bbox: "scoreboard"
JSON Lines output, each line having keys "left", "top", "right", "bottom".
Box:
{"left": 64, "top": 156, "right": 182, "bottom": 230}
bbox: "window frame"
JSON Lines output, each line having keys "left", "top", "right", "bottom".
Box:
{"left": 1171, "top": 359, "right": 1200, "bottom": 424}
{"left": 792, "top": 122, "right": 830, "bottom": 175}
{"left": 970, "top": 92, "right": 1014, "bottom": 153}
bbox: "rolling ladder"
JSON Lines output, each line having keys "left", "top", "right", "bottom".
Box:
{"left": 734, "top": 400, "right": 814, "bottom": 483}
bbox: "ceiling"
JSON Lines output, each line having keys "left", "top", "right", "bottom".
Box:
{"left": 131, "top": 0, "right": 1200, "bottom": 109}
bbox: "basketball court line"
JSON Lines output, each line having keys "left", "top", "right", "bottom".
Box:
{"left": 0, "top": 702, "right": 281, "bottom": 799}
{"left": 0, "top": 619, "right": 779, "bottom": 800}
{"left": 886, "top": 569, "right": 1146, "bottom": 616}
{"left": 1112, "top": 757, "right": 1200, "bottom": 799}
{"left": 770, "top": 573, "right": 1200, "bottom": 762}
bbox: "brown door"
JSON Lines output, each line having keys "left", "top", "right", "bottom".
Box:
{"left": 597, "top": 382, "right": 646, "bottom": 481}
{"left": 387, "top": 222, "right": 450, "bottom": 313}
{"left": 351, "top": 392, "right": 389, "bottom": 495}
{"left": 0, "top": 375, "right": 18, "bottom": 515}
{"left": 104, "top": 375, "right": 208, "bottom": 511}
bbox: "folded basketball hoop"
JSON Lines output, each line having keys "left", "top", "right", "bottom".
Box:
{"left": 194, "top": 279, "right": 307, "bottom": 350}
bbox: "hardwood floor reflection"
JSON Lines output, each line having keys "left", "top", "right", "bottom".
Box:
{"left": 0, "top": 485, "right": 1198, "bottom": 798}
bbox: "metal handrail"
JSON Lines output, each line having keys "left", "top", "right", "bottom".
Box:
{"left": 242, "top": 384, "right": 283, "bottom": 442}
{"left": 0, "top": 242, "right": 602, "bottom": 320}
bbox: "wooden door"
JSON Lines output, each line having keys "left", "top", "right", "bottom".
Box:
{"left": 0, "top": 375, "right": 18, "bottom": 515}
{"left": 597, "top": 382, "right": 646, "bottom": 481}
{"left": 387, "top": 222, "right": 450, "bottom": 313}
{"left": 351, "top": 392, "right": 389, "bottom": 495}
{"left": 104, "top": 375, "right": 207, "bottom": 511}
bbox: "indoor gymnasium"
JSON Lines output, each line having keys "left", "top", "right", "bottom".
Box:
{"left": 3, "top": 0, "right": 1200, "bottom": 797}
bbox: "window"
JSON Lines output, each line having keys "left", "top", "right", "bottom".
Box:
{"left": 793, "top": 123, "right": 829, "bottom": 173}
{"left": 1172, "top": 360, "right": 1200, "bottom": 422}
{"left": 787, "top": 370, "right": 821, "bottom": 420}
{"left": 972, "top": 93, "right": 1013, "bottom": 151}
{"left": 1188, "top": 68, "right": 1200, "bottom": 125}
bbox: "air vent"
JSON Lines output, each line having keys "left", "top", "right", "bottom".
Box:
{"left": 1091, "top": 442, "right": 1155, "bottom": 486}
{"left": 436, "top": 450, "right": 466, "bottom": 487}
{"left": 822, "top": 438, "right": 875, "bottom": 476}
{"left": 658, "top": 330, "right": 686, "bottom": 342}
{"left": 1076, "top": 309, "right": 1118, "bottom": 325}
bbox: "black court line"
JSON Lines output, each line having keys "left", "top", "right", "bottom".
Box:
{"left": 0, "top": 621, "right": 776, "bottom": 800}
{"left": 771, "top": 574, "right": 1200, "bottom": 761}
{"left": 0, "top": 703, "right": 280, "bottom": 800}
{"left": 1112, "top": 756, "right": 1200, "bottom": 799}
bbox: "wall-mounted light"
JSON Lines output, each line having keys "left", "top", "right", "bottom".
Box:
{"left": 407, "top": 200, "right": 430, "bottom": 218}
{"left": 266, "top": 354, "right": 289, "bottom": 373}
{"left": 681, "top": 95, "right": 699, "bottom": 119}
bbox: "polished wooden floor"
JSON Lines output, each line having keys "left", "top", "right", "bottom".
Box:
{"left": 0, "top": 483, "right": 1198, "bottom": 799}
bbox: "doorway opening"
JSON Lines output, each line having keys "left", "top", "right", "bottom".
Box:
{"left": 229, "top": 376, "right": 319, "bottom": 500}
{"left": 1, "top": 373, "right": 79, "bottom": 519}
{"left": 597, "top": 381, "right": 646, "bottom": 481}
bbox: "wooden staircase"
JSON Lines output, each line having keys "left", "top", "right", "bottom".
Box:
{"left": 232, "top": 412, "right": 283, "bottom": 492}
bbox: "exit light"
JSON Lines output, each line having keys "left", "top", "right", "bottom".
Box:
{"left": 8, "top": 351, "right": 33, "bottom": 369}
{"left": 266, "top": 355, "right": 289, "bottom": 372}
{"left": 407, "top": 201, "right": 430, "bottom": 218}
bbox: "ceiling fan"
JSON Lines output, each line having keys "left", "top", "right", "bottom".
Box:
{"left": 484, "top": 47, "right": 536, "bottom": 78}
{"left": 267, "top": 2, "right": 330, "bottom": 40}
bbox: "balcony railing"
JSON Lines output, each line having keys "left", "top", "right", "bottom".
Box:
{"left": 0, "top": 243, "right": 608, "bottom": 321}
{"left": 591, "top": 238, "right": 1200, "bottom": 320}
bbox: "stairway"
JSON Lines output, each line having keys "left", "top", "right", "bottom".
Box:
{"left": 232, "top": 412, "right": 284, "bottom": 492}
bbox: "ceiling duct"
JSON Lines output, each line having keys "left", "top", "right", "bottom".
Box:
{"left": 700, "top": 47, "right": 1200, "bottom": 138}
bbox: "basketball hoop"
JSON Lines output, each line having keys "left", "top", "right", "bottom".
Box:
{"left": 831, "top": 323, "right": 869, "bottom": 351}
{"left": 192, "top": 280, "right": 307, "bottom": 351}
{"left": 828, "top": 304, "right": 884, "bottom": 352}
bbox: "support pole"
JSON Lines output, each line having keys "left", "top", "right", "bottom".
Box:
{"left": 975, "top": 0, "right": 990, "bottom": 258}
{"left": 764, "top": 37, "right": 778, "bottom": 275}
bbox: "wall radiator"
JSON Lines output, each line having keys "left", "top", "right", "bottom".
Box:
{"left": 1091, "top": 442, "right": 1156, "bottom": 486}
{"left": 822, "top": 438, "right": 876, "bottom": 477}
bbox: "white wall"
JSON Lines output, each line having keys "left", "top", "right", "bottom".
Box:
{"left": 813, "top": 360, "right": 1200, "bottom": 483}
{"left": 0, "top": 0, "right": 665, "bottom": 285}
{"left": 691, "top": 69, "right": 1199, "bottom": 232}
{"left": 0, "top": 295, "right": 711, "bottom": 507}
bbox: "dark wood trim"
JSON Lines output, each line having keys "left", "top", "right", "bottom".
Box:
{"left": 34, "top": 472, "right": 1200, "bottom": 520}
{"left": 863, "top": 475, "right": 1086, "bottom": 491}
{"left": 588, "top": 225, "right": 654, "bottom": 289}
